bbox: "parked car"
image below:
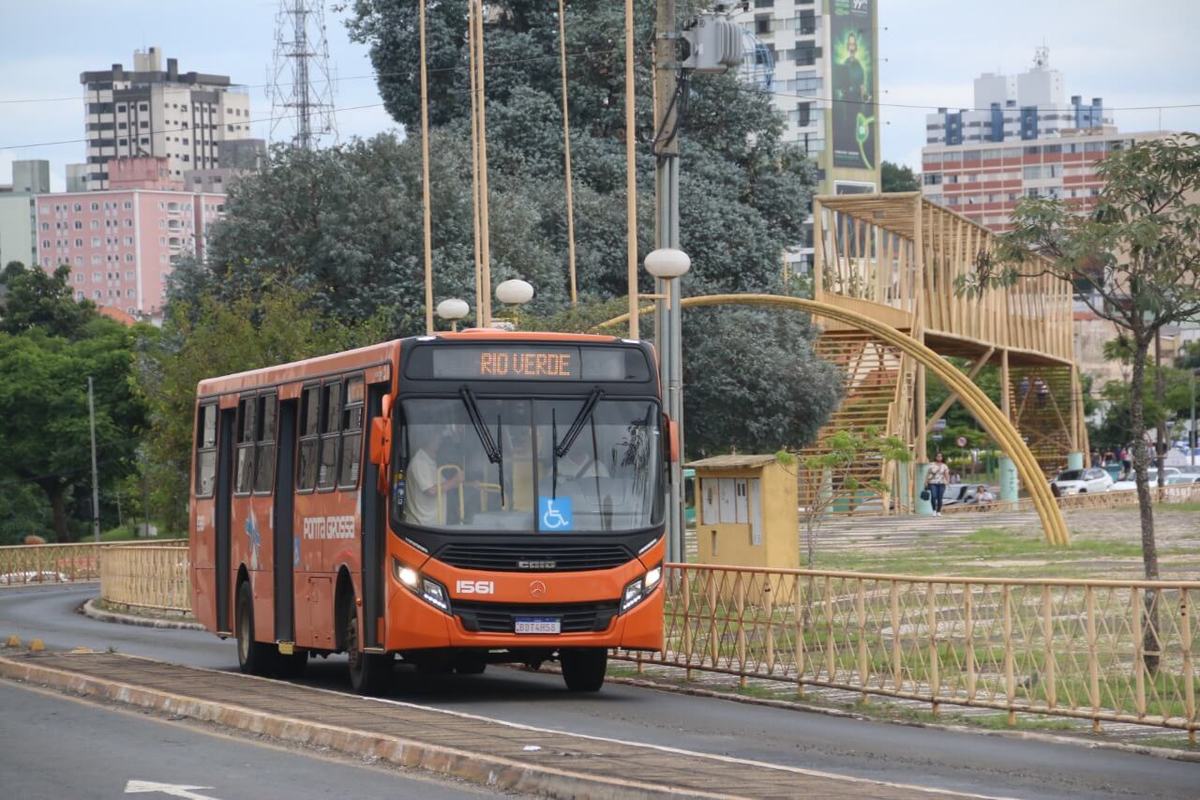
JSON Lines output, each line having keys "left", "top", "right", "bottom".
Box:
{"left": 1050, "top": 467, "right": 1113, "bottom": 495}
{"left": 1165, "top": 473, "right": 1200, "bottom": 486}
{"left": 1109, "top": 466, "right": 1181, "bottom": 492}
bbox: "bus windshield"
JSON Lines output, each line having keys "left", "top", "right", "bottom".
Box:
{"left": 399, "top": 396, "right": 662, "bottom": 533}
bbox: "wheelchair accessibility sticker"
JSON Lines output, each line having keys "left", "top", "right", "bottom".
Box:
{"left": 538, "top": 496, "right": 573, "bottom": 531}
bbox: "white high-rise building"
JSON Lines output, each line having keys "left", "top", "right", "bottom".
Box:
{"left": 733, "top": 0, "right": 881, "bottom": 272}
{"left": 80, "top": 47, "right": 253, "bottom": 190}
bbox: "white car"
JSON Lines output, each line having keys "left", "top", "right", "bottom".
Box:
{"left": 1109, "top": 467, "right": 1181, "bottom": 492}
{"left": 1051, "top": 468, "right": 1113, "bottom": 495}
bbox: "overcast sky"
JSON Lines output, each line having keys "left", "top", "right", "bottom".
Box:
{"left": 2, "top": 1, "right": 1197, "bottom": 190}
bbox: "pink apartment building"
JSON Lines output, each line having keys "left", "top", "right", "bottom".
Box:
{"left": 36, "top": 184, "right": 224, "bottom": 316}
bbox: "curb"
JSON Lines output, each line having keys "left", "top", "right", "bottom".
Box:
{"left": 0, "top": 654, "right": 743, "bottom": 800}
{"left": 80, "top": 598, "right": 205, "bottom": 631}
{"left": 602, "top": 671, "right": 1200, "bottom": 764}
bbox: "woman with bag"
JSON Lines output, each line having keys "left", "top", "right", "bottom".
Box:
{"left": 925, "top": 452, "right": 950, "bottom": 516}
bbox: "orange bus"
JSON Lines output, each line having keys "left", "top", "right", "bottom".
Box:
{"left": 189, "top": 330, "right": 670, "bottom": 693}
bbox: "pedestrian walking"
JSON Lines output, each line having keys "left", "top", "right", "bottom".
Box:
{"left": 1120, "top": 445, "right": 1132, "bottom": 477}
{"left": 925, "top": 452, "right": 950, "bottom": 516}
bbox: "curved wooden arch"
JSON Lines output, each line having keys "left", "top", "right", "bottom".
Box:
{"left": 597, "top": 293, "right": 1069, "bottom": 545}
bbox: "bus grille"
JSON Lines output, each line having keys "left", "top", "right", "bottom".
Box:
{"left": 452, "top": 600, "right": 620, "bottom": 634}
{"left": 435, "top": 542, "right": 632, "bottom": 572}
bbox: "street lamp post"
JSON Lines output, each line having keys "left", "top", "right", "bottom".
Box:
{"left": 645, "top": 248, "right": 690, "bottom": 565}
{"left": 435, "top": 298, "right": 470, "bottom": 332}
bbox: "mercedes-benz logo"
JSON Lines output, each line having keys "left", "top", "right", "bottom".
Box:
{"left": 529, "top": 580, "right": 547, "bottom": 599}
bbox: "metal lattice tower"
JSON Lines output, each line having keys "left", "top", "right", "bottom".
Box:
{"left": 268, "top": 0, "right": 337, "bottom": 149}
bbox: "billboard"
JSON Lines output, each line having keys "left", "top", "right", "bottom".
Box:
{"left": 830, "top": 0, "right": 877, "bottom": 171}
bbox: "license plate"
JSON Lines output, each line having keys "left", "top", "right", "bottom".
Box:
{"left": 514, "top": 617, "right": 560, "bottom": 634}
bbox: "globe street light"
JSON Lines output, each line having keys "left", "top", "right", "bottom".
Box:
{"left": 495, "top": 279, "right": 534, "bottom": 329}
{"left": 435, "top": 298, "right": 470, "bottom": 332}
{"left": 495, "top": 279, "right": 534, "bottom": 306}
{"left": 644, "top": 248, "right": 690, "bottom": 565}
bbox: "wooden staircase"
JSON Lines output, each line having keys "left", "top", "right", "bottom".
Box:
{"left": 1008, "top": 365, "right": 1074, "bottom": 477}
{"left": 799, "top": 331, "right": 912, "bottom": 513}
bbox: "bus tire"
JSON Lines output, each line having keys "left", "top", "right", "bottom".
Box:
{"left": 344, "top": 599, "right": 390, "bottom": 695}
{"left": 560, "top": 648, "right": 607, "bottom": 692}
{"left": 235, "top": 581, "right": 275, "bottom": 676}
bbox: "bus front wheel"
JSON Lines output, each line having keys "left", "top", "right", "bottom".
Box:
{"left": 560, "top": 648, "right": 607, "bottom": 692}
{"left": 235, "top": 581, "right": 275, "bottom": 677}
{"left": 344, "top": 599, "right": 391, "bottom": 695}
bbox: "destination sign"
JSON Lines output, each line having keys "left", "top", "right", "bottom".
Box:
{"left": 410, "top": 344, "right": 652, "bottom": 383}
{"left": 433, "top": 347, "right": 580, "bottom": 380}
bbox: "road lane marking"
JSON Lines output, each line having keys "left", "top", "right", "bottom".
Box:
{"left": 124, "top": 780, "right": 221, "bottom": 799}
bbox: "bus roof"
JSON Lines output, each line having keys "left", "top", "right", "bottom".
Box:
{"left": 195, "top": 330, "right": 638, "bottom": 397}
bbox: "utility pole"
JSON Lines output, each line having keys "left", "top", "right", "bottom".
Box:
{"left": 654, "top": 0, "right": 684, "bottom": 564}
{"left": 88, "top": 376, "right": 101, "bottom": 543}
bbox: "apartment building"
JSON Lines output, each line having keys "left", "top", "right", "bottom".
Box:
{"left": 34, "top": 169, "right": 225, "bottom": 316}
{"left": 80, "top": 47, "right": 252, "bottom": 190}
{"left": 0, "top": 160, "right": 51, "bottom": 268}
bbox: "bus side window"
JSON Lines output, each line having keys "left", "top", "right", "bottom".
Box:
{"left": 298, "top": 386, "right": 321, "bottom": 492}
{"left": 253, "top": 393, "right": 277, "bottom": 494}
{"left": 195, "top": 403, "right": 217, "bottom": 498}
{"left": 234, "top": 396, "right": 256, "bottom": 495}
{"left": 317, "top": 381, "right": 342, "bottom": 490}
{"left": 338, "top": 377, "right": 364, "bottom": 489}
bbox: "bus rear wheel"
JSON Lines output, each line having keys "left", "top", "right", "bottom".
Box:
{"left": 560, "top": 648, "right": 607, "bottom": 692}
{"left": 235, "top": 581, "right": 275, "bottom": 677}
{"left": 344, "top": 599, "right": 391, "bottom": 695}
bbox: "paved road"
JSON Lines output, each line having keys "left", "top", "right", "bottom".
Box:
{"left": 0, "top": 679, "right": 504, "bottom": 800}
{"left": 2, "top": 584, "right": 1196, "bottom": 800}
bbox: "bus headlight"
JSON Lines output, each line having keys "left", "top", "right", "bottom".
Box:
{"left": 393, "top": 559, "right": 450, "bottom": 612}
{"left": 421, "top": 577, "right": 449, "bottom": 611}
{"left": 397, "top": 564, "right": 419, "bottom": 589}
{"left": 621, "top": 564, "right": 663, "bottom": 613}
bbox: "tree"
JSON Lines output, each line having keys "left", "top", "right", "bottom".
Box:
{"left": 141, "top": 285, "right": 387, "bottom": 532}
{"left": 881, "top": 160, "right": 919, "bottom": 193}
{"left": 787, "top": 427, "right": 909, "bottom": 566}
{"left": 968, "top": 134, "right": 1200, "bottom": 672}
{"left": 0, "top": 261, "right": 94, "bottom": 339}
{"left": 337, "top": 0, "right": 833, "bottom": 456}
{"left": 0, "top": 319, "right": 145, "bottom": 541}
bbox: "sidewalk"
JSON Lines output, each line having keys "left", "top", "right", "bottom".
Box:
{"left": 0, "top": 650, "right": 990, "bottom": 800}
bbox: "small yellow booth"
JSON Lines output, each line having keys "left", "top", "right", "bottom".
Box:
{"left": 688, "top": 454, "right": 798, "bottom": 569}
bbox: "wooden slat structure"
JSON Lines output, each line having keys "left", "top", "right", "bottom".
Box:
{"left": 808, "top": 193, "right": 1082, "bottom": 512}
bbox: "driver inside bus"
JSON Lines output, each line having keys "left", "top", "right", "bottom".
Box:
{"left": 406, "top": 423, "right": 470, "bottom": 526}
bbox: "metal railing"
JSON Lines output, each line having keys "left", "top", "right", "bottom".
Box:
{"left": 0, "top": 539, "right": 185, "bottom": 586}
{"left": 98, "top": 545, "right": 192, "bottom": 614}
{"left": 616, "top": 565, "right": 1200, "bottom": 738}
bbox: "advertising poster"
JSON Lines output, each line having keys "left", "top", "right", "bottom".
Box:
{"left": 831, "top": 0, "right": 877, "bottom": 170}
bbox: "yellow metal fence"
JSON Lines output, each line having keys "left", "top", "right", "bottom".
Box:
{"left": 98, "top": 545, "right": 192, "bottom": 614}
{"left": 0, "top": 539, "right": 185, "bottom": 586}
{"left": 617, "top": 565, "right": 1200, "bottom": 738}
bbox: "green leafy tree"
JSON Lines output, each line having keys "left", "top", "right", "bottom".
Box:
{"left": 966, "top": 134, "right": 1200, "bottom": 672}
{"left": 0, "top": 319, "right": 145, "bottom": 541}
{"left": 142, "top": 285, "right": 388, "bottom": 532}
{"left": 881, "top": 160, "right": 920, "bottom": 193}
{"left": 0, "top": 261, "right": 94, "bottom": 339}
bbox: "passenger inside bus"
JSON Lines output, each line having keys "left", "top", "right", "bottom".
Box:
{"left": 405, "top": 423, "right": 469, "bottom": 526}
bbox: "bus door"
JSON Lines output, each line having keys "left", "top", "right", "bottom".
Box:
{"left": 273, "top": 399, "right": 298, "bottom": 642}
{"left": 360, "top": 383, "right": 387, "bottom": 649}
{"left": 215, "top": 406, "right": 237, "bottom": 634}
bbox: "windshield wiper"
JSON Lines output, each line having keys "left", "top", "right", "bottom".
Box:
{"left": 555, "top": 387, "right": 604, "bottom": 458}
{"left": 459, "top": 386, "right": 501, "bottom": 464}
